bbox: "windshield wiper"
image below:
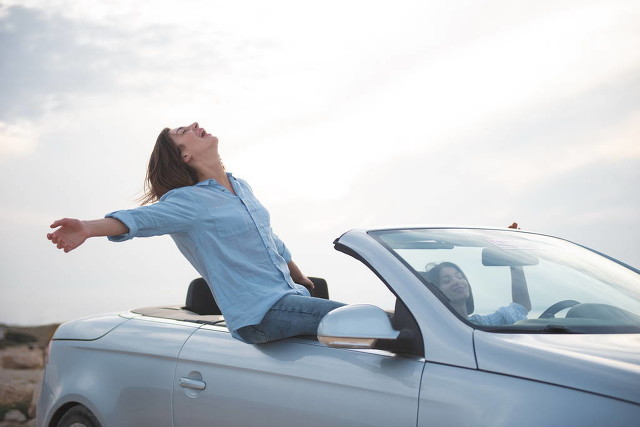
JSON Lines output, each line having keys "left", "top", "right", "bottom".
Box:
{"left": 481, "top": 325, "right": 582, "bottom": 334}
{"left": 540, "top": 325, "right": 581, "bottom": 334}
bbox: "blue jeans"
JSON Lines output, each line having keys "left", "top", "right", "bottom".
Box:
{"left": 236, "top": 295, "right": 345, "bottom": 344}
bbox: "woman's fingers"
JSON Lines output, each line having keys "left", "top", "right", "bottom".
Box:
{"left": 54, "top": 238, "right": 74, "bottom": 252}
{"left": 47, "top": 230, "right": 63, "bottom": 243}
{"left": 47, "top": 218, "right": 87, "bottom": 253}
{"left": 48, "top": 219, "right": 73, "bottom": 250}
{"left": 50, "top": 218, "right": 65, "bottom": 228}
{"left": 47, "top": 227, "right": 68, "bottom": 250}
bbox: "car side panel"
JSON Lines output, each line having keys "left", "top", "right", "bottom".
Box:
{"left": 174, "top": 326, "right": 423, "bottom": 427}
{"left": 44, "top": 318, "right": 197, "bottom": 427}
{"left": 418, "top": 363, "right": 640, "bottom": 426}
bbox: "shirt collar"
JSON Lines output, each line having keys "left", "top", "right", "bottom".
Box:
{"left": 195, "top": 172, "right": 234, "bottom": 187}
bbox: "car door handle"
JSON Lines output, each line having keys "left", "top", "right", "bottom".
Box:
{"left": 179, "top": 377, "right": 206, "bottom": 390}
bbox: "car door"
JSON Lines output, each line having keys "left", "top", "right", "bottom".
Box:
{"left": 173, "top": 324, "right": 423, "bottom": 427}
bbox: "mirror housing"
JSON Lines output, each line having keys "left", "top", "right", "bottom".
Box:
{"left": 317, "top": 304, "right": 400, "bottom": 349}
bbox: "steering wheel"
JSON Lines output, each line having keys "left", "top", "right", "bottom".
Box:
{"left": 538, "top": 300, "right": 580, "bottom": 319}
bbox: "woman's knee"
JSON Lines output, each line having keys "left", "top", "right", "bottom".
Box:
{"left": 236, "top": 325, "right": 268, "bottom": 344}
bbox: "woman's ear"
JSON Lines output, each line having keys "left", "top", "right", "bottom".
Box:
{"left": 182, "top": 154, "right": 191, "bottom": 163}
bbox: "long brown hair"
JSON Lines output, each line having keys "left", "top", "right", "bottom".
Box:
{"left": 140, "top": 128, "right": 199, "bottom": 205}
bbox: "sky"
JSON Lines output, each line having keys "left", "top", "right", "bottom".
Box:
{"left": 1, "top": 0, "right": 638, "bottom": 326}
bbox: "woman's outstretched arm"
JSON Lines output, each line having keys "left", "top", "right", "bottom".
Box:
{"left": 505, "top": 221, "right": 531, "bottom": 311}
{"left": 47, "top": 218, "right": 128, "bottom": 253}
{"left": 510, "top": 266, "right": 532, "bottom": 311}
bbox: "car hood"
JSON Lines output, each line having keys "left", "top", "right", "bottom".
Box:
{"left": 474, "top": 331, "right": 640, "bottom": 405}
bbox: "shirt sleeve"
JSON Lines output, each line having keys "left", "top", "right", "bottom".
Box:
{"left": 499, "top": 302, "right": 528, "bottom": 323}
{"left": 469, "top": 302, "right": 528, "bottom": 326}
{"left": 105, "top": 188, "right": 199, "bottom": 242}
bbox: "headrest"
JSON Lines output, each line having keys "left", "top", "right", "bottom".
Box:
{"left": 185, "top": 278, "right": 222, "bottom": 315}
{"left": 308, "top": 276, "right": 329, "bottom": 299}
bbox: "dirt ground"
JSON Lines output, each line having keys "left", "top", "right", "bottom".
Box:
{"left": 0, "top": 325, "right": 57, "bottom": 426}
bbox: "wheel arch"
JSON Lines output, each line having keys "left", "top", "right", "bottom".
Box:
{"left": 47, "top": 400, "right": 102, "bottom": 427}
{"left": 48, "top": 402, "right": 80, "bottom": 427}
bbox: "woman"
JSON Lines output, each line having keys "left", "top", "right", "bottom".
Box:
{"left": 424, "top": 261, "right": 530, "bottom": 326}
{"left": 47, "top": 122, "right": 344, "bottom": 344}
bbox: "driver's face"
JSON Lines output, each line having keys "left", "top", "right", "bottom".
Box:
{"left": 437, "top": 266, "right": 470, "bottom": 303}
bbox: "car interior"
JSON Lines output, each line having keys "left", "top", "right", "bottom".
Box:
{"left": 131, "top": 276, "right": 332, "bottom": 328}
{"left": 131, "top": 276, "right": 425, "bottom": 357}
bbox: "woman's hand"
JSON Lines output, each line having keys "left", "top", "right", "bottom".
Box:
{"left": 47, "top": 217, "right": 128, "bottom": 253}
{"left": 47, "top": 218, "right": 90, "bottom": 253}
{"left": 47, "top": 217, "right": 129, "bottom": 253}
{"left": 296, "top": 276, "right": 316, "bottom": 290}
{"left": 287, "top": 260, "right": 315, "bottom": 290}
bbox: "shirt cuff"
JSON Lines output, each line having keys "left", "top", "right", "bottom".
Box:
{"left": 105, "top": 211, "right": 138, "bottom": 242}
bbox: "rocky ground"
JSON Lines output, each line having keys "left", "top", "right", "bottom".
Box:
{"left": 0, "top": 325, "right": 58, "bottom": 427}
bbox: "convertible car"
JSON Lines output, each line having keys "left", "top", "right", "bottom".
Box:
{"left": 38, "top": 227, "right": 640, "bottom": 426}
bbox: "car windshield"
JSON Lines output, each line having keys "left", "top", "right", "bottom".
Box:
{"left": 370, "top": 228, "right": 640, "bottom": 334}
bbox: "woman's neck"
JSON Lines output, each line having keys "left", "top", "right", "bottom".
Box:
{"left": 195, "top": 157, "right": 234, "bottom": 193}
{"left": 197, "top": 164, "right": 226, "bottom": 182}
{"left": 452, "top": 301, "right": 468, "bottom": 317}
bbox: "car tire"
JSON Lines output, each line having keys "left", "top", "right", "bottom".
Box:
{"left": 57, "top": 405, "right": 102, "bottom": 427}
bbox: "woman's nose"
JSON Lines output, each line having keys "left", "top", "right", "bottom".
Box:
{"left": 191, "top": 122, "right": 199, "bottom": 130}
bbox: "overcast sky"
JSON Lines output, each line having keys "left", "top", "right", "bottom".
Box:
{"left": 1, "top": 0, "right": 639, "bottom": 326}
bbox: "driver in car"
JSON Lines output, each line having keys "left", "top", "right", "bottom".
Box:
{"left": 424, "top": 261, "right": 531, "bottom": 326}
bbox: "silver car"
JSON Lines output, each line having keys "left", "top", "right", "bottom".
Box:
{"left": 38, "top": 227, "right": 640, "bottom": 427}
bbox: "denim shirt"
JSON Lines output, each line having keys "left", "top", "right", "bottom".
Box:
{"left": 105, "top": 173, "right": 309, "bottom": 340}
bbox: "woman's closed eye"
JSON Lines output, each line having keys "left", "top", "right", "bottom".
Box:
{"left": 441, "top": 273, "right": 464, "bottom": 284}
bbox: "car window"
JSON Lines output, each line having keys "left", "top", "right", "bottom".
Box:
{"left": 370, "top": 228, "right": 640, "bottom": 333}
{"left": 399, "top": 245, "right": 514, "bottom": 315}
{"left": 326, "top": 250, "right": 397, "bottom": 312}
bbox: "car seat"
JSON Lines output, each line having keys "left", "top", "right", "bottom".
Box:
{"left": 185, "top": 276, "right": 330, "bottom": 316}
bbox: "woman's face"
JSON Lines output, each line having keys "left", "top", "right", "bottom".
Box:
{"left": 437, "top": 266, "right": 470, "bottom": 304}
{"left": 168, "top": 122, "right": 218, "bottom": 161}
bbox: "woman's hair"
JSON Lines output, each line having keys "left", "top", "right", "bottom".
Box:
{"left": 140, "top": 128, "right": 199, "bottom": 205}
{"left": 424, "top": 262, "right": 469, "bottom": 286}
{"left": 424, "top": 261, "right": 474, "bottom": 313}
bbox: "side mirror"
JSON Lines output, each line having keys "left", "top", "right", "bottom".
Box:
{"left": 317, "top": 304, "right": 400, "bottom": 349}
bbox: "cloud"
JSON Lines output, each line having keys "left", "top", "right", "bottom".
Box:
{"left": 0, "top": 120, "right": 39, "bottom": 158}
{"left": 0, "top": 4, "right": 241, "bottom": 122}
{"left": 0, "top": 6, "right": 118, "bottom": 120}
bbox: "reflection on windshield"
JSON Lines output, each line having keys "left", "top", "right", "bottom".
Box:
{"left": 371, "top": 229, "right": 640, "bottom": 333}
